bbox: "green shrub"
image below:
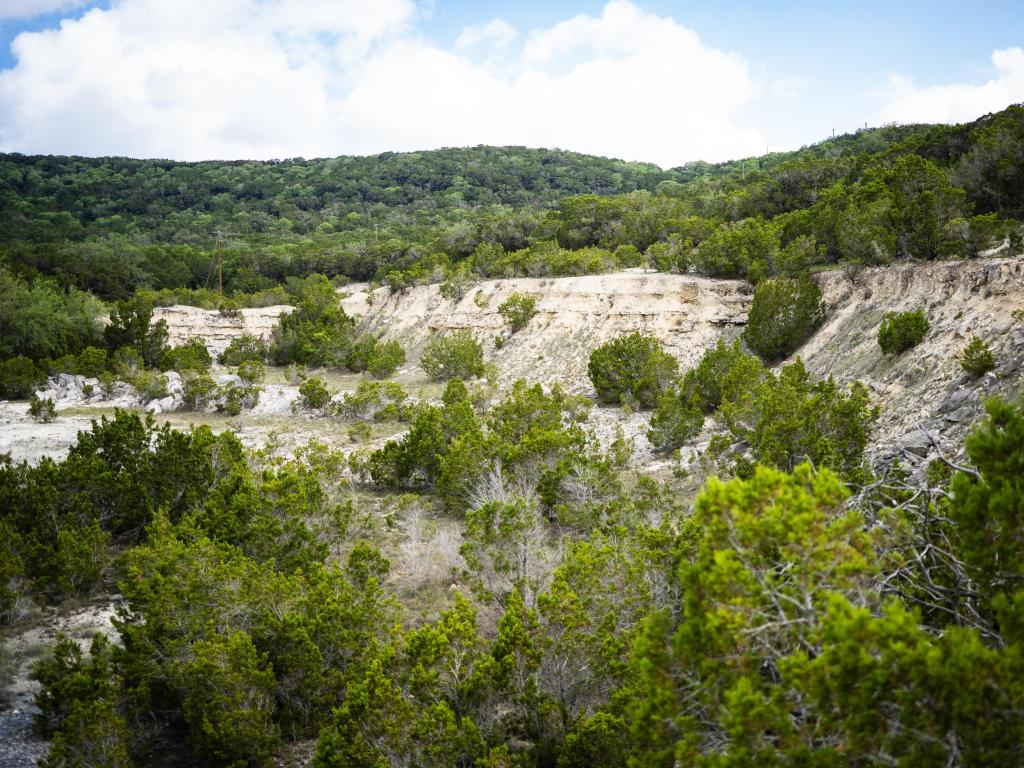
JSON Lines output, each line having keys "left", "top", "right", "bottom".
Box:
{"left": 878, "top": 310, "right": 929, "bottom": 354}
{"left": 182, "top": 373, "right": 217, "bottom": 411}
{"left": 110, "top": 346, "right": 143, "bottom": 377}
{"left": 29, "top": 395, "right": 57, "bottom": 423}
{"left": 344, "top": 334, "right": 379, "bottom": 372}
{"left": 103, "top": 295, "right": 168, "bottom": 368}
{"left": 218, "top": 334, "right": 268, "bottom": 365}
{"left": 130, "top": 370, "right": 169, "bottom": 403}
{"left": 587, "top": 333, "right": 678, "bottom": 408}
{"left": 420, "top": 332, "right": 485, "bottom": 381}
{"left": 0, "top": 268, "right": 105, "bottom": 361}
{"left": 73, "top": 347, "right": 108, "bottom": 378}
{"left": 43, "top": 355, "right": 78, "bottom": 376}
{"left": 647, "top": 391, "right": 703, "bottom": 451}
{"left": 442, "top": 378, "right": 469, "bottom": 406}
{"left": 958, "top": 336, "right": 995, "bottom": 377}
{"left": 161, "top": 339, "right": 212, "bottom": 372}
{"left": 176, "top": 631, "right": 280, "bottom": 767}
{"left": 367, "top": 339, "right": 406, "bottom": 379}
{"left": 680, "top": 338, "right": 766, "bottom": 413}
{"left": 32, "top": 634, "right": 117, "bottom": 738}
{"left": 40, "top": 699, "right": 132, "bottom": 768}
{"left": 498, "top": 292, "right": 537, "bottom": 333}
{"left": 0, "top": 355, "right": 42, "bottom": 399}
{"left": 695, "top": 217, "right": 779, "bottom": 280}
{"left": 949, "top": 397, "right": 1024, "bottom": 595}
{"left": 720, "top": 358, "right": 877, "bottom": 479}
{"left": 237, "top": 359, "right": 265, "bottom": 385}
{"left": 299, "top": 377, "right": 333, "bottom": 412}
{"left": 217, "top": 383, "right": 260, "bottom": 415}
{"left": 743, "top": 276, "right": 825, "bottom": 362}
{"left": 270, "top": 275, "right": 355, "bottom": 366}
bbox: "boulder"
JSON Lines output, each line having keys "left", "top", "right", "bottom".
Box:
{"left": 936, "top": 389, "right": 974, "bottom": 415}
{"left": 899, "top": 430, "right": 935, "bottom": 457}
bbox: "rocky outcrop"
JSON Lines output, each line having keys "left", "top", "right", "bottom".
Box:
{"left": 33, "top": 372, "right": 186, "bottom": 413}
{"left": 802, "top": 257, "right": 1024, "bottom": 464}
{"left": 19, "top": 258, "right": 1016, "bottom": 470}
{"left": 153, "top": 305, "right": 290, "bottom": 356}
{"left": 339, "top": 258, "right": 1024, "bottom": 464}
{"left": 340, "top": 269, "right": 753, "bottom": 392}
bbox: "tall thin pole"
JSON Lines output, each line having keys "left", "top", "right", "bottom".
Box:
{"left": 216, "top": 231, "right": 223, "bottom": 295}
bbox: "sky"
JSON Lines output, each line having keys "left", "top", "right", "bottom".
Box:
{"left": 0, "top": 0, "right": 1021, "bottom": 166}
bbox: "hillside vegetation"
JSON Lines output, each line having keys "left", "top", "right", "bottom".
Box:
{"left": 1, "top": 105, "right": 1021, "bottom": 305}
{"left": 1, "top": 107, "right": 1024, "bottom": 768}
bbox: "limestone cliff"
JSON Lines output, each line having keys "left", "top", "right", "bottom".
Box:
{"left": 339, "top": 269, "right": 752, "bottom": 391}
{"left": 152, "top": 304, "right": 290, "bottom": 355}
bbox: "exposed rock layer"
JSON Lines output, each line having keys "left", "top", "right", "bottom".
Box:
{"left": 340, "top": 269, "right": 753, "bottom": 391}
{"left": 153, "top": 305, "right": 290, "bottom": 355}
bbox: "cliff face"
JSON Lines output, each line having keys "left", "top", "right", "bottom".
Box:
{"left": 339, "top": 270, "right": 753, "bottom": 392}
{"left": 146, "top": 258, "right": 1024, "bottom": 465}
{"left": 341, "top": 258, "right": 1024, "bottom": 462}
{"left": 152, "top": 304, "right": 290, "bottom": 355}
{"left": 801, "top": 258, "right": 1024, "bottom": 459}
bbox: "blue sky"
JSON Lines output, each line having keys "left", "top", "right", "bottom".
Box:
{"left": 0, "top": 0, "right": 1021, "bottom": 164}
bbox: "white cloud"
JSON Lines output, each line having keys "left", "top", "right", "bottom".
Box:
{"left": 455, "top": 19, "right": 517, "bottom": 52}
{"left": 876, "top": 47, "right": 1024, "bottom": 125}
{"left": 768, "top": 76, "right": 808, "bottom": 101}
{"left": 0, "top": 0, "right": 765, "bottom": 165}
{"left": 0, "top": 0, "right": 88, "bottom": 21}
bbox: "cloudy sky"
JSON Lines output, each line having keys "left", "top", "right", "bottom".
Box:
{"left": 0, "top": 0, "right": 1021, "bottom": 166}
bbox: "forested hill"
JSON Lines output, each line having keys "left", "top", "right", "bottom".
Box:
{"left": 0, "top": 146, "right": 673, "bottom": 242}
{"left": 0, "top": 104, "right": 1021, "bottom": 303}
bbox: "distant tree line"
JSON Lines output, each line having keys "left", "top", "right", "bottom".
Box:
{"left": 0, "top": 105, "right": 1021, "bottom": 302}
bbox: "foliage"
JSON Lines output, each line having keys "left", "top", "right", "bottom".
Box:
{"left": 73, "top": 347, "right": 108, "bottom": 378}
{"left": 498, "top": 292, "right": 538, "bottom": 333}
{"left": 587, "top": 333, "right": 678, "bottom": 408}
{"left": 461, "top": 495, "right": 557, "bottom": 607}
{"left": 679, "top": 338, "right": 766, "bottom": 413}
{"left": 111, "top": 347, "right": 143, "bottom": 378}
{"left": 269, "top": 275, "right": 356, "bottom": 367}
{"left": 299, "top": 377, "right": 333, "bottom": 413}
{"left": 182, "top": 373, "right": 216, "bottom": 411}
{"left": 216, "top": 382, "right": 261, "bottom": 415}
{"left": 694, "top": 217, "right": 779, "bottom": 280}
{"left": 367, "top": 339, "right": 405, "bottom": 379}
{"left": 338, "top": 380, "right": 409, "bottom": 421}
{"left": 878, "top": 309, "right": 929, "bottom": 354}
{"left": 420, "top": 331, "right": 485, "bottom": 381}
{"left": 949, "top": 397, "right": 1024, "bottom": 616}
{"left": 29, "top": 394, "right": 57, "bottom": 423}
{"left": 32, "top": 634, "right": 119, "bottom": 738}
{"left": 217, "top": 334, "right": 268, "bottom": 365}
{"left": 128, "top": 369, "right": 168, "bottom": 403}
{"left": 39, "top": 699, "right": 133, "bottom": 768}
{"left": 160, "top": 339, "right": 212, "bottom": 372}
{"left": 742, "top": 275, "right": 825, "bottom": 362}
{"left": 2, "top": 107, "right": 1023, "bottom": 304}
{"left": 10, "top": 107, "right": 1024, "bottom": 768}
{"left": 343, "top": 334, "right": 379, "bottom": 373}
{"left": 0, "top": 268, "right": 104, "bottom": 361}
{"left": 236, "top": 359, "right": 265, "bottom": 385}
{"left": 177, "top": 630, "right": 281, "bottom": 766}
{"left": 0, "top": 411, "right": 247, "bottom": 601}
{"left": 958, "top": 335, "right": 996, "bottom": 377}
{"left": 103, "top": 296, "right": 168, "bottom": 369}
{"left": 720, "top": 358, "right": 877, "bottom": 479}
{"left": 647, "top": 391, "right": 703, "bottom": 451}
{"left": 0, "top": 355, "right": 42, "bottom": 399}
